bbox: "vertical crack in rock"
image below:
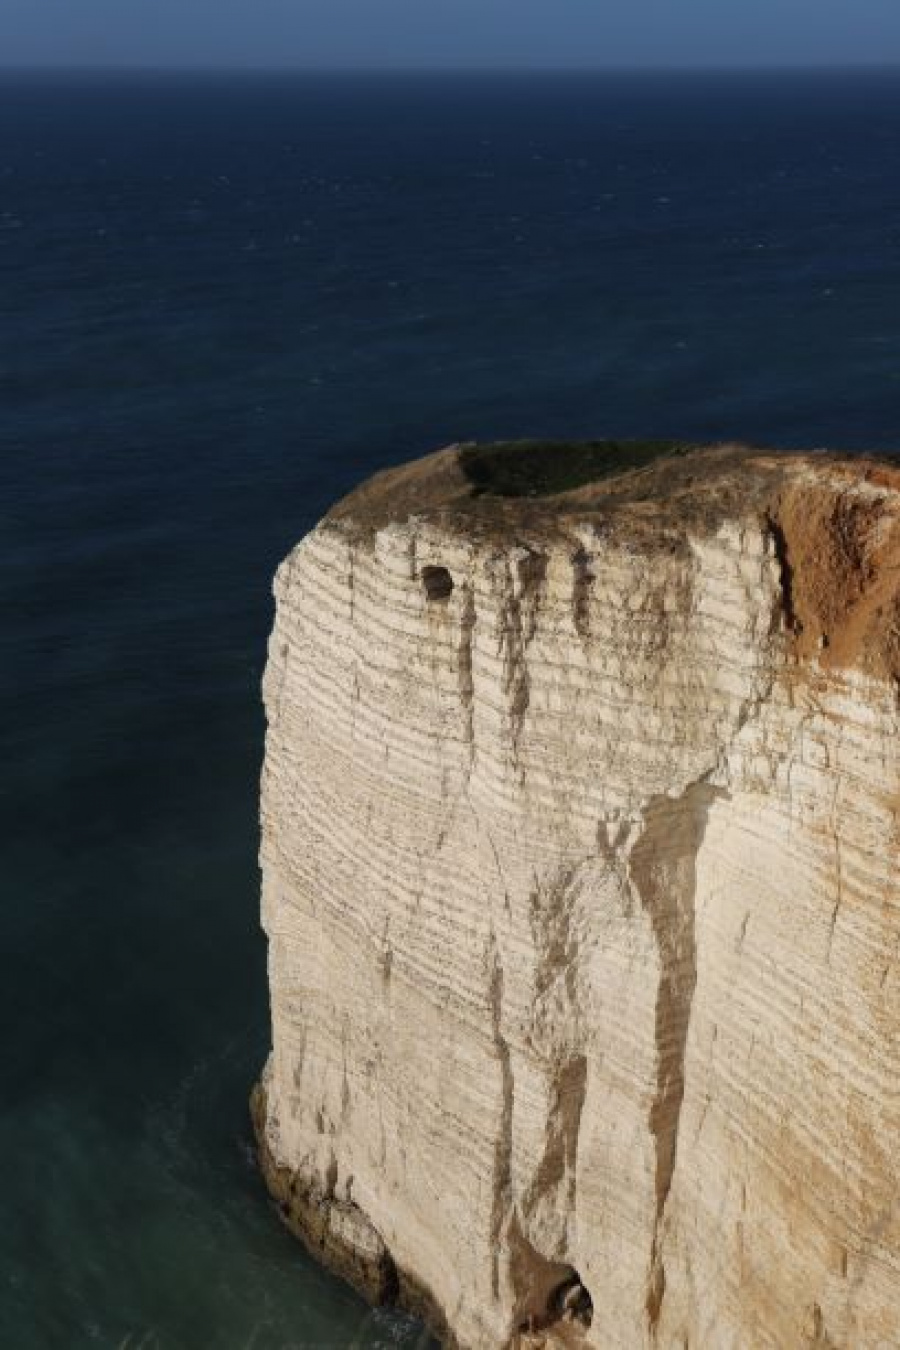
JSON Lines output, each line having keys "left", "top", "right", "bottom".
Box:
{"left": 347, "top": 539, "right": 356, "bottom": 625}
{"left": 497, "top": 551, "right": 547, "bottom": 758}
{"left": 628, "top": 781, "right": 724, "bottom": 1332}
{"left": 571, "top": 546, "right": 595, "bottom": 639}
{"left": 529, "top": 864, "right": 580, "bottom": 1012}
{"left": 827, "top": 778, "right": 844, "bottom": 964}
{"left": 524, "top": 1055, "right": 588, "bottom": 1221}
{"left": 458, "top": 580, "right": 476, "bottom": 753}
{"left": 487, "top": 930, "right": 514, "bottom": 1300}
{"left": 526, "top": 865, "right": 587, "bottom": 1221}
{"left": 559, "top": 1056, "right": 587, "bottom": 1213}
{"left": 765, "top": 511, "right": 799, "bottom": 636}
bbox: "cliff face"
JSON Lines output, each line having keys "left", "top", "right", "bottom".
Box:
{"left": 255, "top": 442, "right": 900, "bottom": 1350}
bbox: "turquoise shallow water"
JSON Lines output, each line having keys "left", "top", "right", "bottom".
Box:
{"left": 2, "top": 68, "right": 899, "bottom": 1348}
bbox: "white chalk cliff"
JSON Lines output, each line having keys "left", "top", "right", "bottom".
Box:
{"left": 253, "top": 441, "right": 900, "bottom": 1349}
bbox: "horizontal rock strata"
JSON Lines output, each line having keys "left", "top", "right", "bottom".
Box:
{"left": 255, "top": 441, "right": 900, "bottom": 1349}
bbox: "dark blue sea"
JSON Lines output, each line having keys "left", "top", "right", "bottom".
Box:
{"left": 2, "top": 69, "right": 900, "bottom": 1348}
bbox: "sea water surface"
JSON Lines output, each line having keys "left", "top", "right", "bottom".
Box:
{"left": 2, "top": 69, "right": 900, "bottom": 1348}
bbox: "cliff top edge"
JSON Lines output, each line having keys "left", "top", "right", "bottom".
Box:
{"left": 322, "top": 438, "right": 900, "bottom": 682}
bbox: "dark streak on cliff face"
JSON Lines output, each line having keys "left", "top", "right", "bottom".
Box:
{"left": 628, "top": 782, "right": 724, "bottom": 1332}
{"left": 487, "top": 932, "right": 514, "bottom": 1303}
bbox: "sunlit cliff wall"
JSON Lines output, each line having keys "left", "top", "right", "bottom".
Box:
{"left": 254, "top": 443, "right": 900, "bottom": 1350}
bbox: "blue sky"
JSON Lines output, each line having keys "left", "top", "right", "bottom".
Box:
{"left": 2, "top": 0, "right": 899, "bottom": 68}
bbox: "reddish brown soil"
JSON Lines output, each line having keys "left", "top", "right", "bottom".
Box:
{"left": 772, "top": 461, "right": 900, "bottom": 682}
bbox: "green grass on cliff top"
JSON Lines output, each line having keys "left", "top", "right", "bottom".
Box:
{"left": 459, "top": 438, "right": 690, "bottom": 498}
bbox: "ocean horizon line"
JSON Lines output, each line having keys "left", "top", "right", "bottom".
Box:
{"left": 1, "top": 60, "right": 900, "bottom": 77}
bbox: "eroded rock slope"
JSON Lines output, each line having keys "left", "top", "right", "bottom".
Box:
{"left": 254, "top": 442, "right": 900, "bottom": 1349}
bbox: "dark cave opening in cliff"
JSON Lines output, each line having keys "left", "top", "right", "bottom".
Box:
{"left": 549, "top": 1270, "right": 593, "bottom": 1328}
{"left": 516, "top": 1264, "right": 593, "bottom": 1338}
{"left": 421, "top": 564, "right": 454, "bottom": 601}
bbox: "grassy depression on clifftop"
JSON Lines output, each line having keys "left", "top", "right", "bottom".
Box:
{"left": 457, "top": 439, "right": 691, "bottom": 497}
